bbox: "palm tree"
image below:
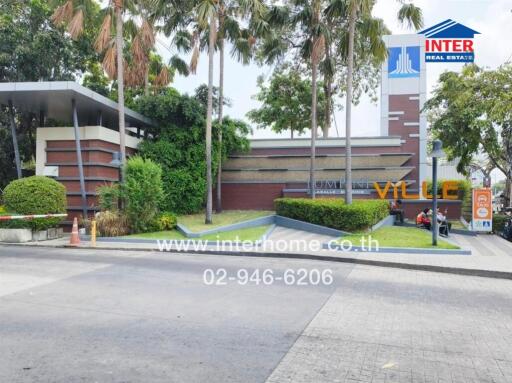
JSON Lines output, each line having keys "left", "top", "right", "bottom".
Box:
{"left": 216, "top": 0, "right": 266, "bottom": 212}
{"left": 263, "top": 1, "right": 327, "bottom": 198}
{"left": 52, "top": 0, "right": 130, "bottom": 171}
{"left": 343, "top": 0, "right": 422, "bottom": 204}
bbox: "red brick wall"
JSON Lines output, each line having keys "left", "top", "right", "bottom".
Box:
{"left": 217, "top": 183, "right": 286, "bottom": 210}
{"left": 388, "top": 94, "right": 420, "bottom": 184}
{"left": 45, "top": 139, "right": 134, "bottom": 228}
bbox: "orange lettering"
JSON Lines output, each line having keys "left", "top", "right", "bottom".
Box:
{"left": 401, "top": 182, "right": 420, "bottom": 199}
{"left": 442, "top": 181, "right": 458, "bottom": 200}
{"left": 421, "top": 181, "right": 433, "bottom": 199}
{"left": 374, "top": 182, "right": 391, "bottom": 199}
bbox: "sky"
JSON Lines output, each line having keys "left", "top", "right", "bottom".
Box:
{"left": 159, "top": 0, "right": 511, "bottom": 141}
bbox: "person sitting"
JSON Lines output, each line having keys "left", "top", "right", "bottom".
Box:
{"left": 437, "top": 208, "right": 451, "bottom": 236}
{"left": 416, "top": 208, "right": 431, "bottom": 230}
{"left": 390, "top": 199, "right": 404, "bottom": 225}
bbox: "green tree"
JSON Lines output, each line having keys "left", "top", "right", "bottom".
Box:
{"left": 341, "top": 0, "right": 422, "bottom": 204}
{"left": 0, "top": 0, "right": 100, "bottom": 188}
{"left": 135, "top": 88, "right": 250, "bottom": 214}
{"left": 425, "top": 64, "right": 512, "bottom": 206}
{"left": 247, "top": 66, "right": 327, "bottom": 138}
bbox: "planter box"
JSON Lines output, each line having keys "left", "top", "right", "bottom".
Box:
{"left": 0, "top": 228, "right": 32, "bottom": 243}
{"left": 0, "top": 228, "right": 65, "bottom": 243}
{"left": 32, "top": 230, "right": 48, "bottom": 241}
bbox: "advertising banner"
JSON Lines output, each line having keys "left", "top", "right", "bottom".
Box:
{"left": 472, "top": 188, "right": 493, "bottom": 232}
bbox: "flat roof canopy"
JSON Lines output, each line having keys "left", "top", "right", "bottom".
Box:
{"left": 0, "top": 81, "right": 154, "bottom": 129}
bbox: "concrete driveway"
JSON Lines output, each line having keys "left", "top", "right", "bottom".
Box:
{"left": 0, "top": 246, "right": 354, "bottom": 383}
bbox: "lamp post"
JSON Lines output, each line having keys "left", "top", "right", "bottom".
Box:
{"left": 430, "top": 140, "right": 446, "bottom": 246}
{"left": 110, "top": 151, "right": 123, "bottom": 210}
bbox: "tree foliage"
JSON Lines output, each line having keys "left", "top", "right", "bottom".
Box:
{"left": 0, "top": 0, "right": 100, "bottom": 188}
{"left": 247, "top": 66, "right": 327, "bottom": 137}
{"left": 425, "top": 64, "right": 512, "bottom": 204}
{"left": 135, "top": 89, "right": 250, "bottom": 214}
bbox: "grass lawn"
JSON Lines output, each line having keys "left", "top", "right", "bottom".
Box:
{"left": 449, "top": 220, "right": 468, "bottom": 230}
{"left": 340, "top": 226, "right": 459, "bottom": 249}
{"left": 124, "top": 225, "right": 270, "bottom": 242}
{"left": 177, "top": 210, "right": 274, "bottom": 232}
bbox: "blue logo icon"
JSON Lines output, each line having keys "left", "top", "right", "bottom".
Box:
{"left": 388, "top": 46, "right": 420, "bottom": 78}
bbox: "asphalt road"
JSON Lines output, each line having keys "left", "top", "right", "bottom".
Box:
{"left": 0, "top": 246, "right": 355, "bottom": 383}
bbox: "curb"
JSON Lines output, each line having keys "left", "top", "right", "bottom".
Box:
{"left": 323, "top": 242, "right": 471, "bottom": 255}
{"left": 30, "top": 243, "right": 510, "bottom": 281}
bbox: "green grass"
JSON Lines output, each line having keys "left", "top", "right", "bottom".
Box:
{"left": 177, "top": 210, "right": 274, "bottom": 232}
{"left": 449, "top": 220, "right": 468, "bottom": 230}
{"left": 124, "top": 225, "right": 270, "bottom": 242}
{"left": 339, "top": 226, "right": 459, "bottom": 249}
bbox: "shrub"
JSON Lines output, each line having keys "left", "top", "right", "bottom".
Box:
{"left": 0, "top": 205, "right": 6, "bottom": 215}
{"left": 123, "top": 156, "right": 164, "bottom": 233}
{"left": 2, "top": 176, "right": 66, "bottom": 230}
{"left": 274, "top": 198, "right": 389, "bottom": 232}
{"left": 97, "top": 183, "right": 121, "bottom": 211}
{"left": 493, "top": 214, "right": 508, "bottom": 234}
{"left": 155, "top": 212, "right": 178, "bottom": 231}
{"left": 95, "top": 211, "right": 130, "bottom": 237}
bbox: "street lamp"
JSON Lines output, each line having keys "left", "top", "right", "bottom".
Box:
{"left": 430, "top": 139, "right": 446, "bottom": 246}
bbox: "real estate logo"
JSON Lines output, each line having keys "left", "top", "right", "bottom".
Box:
{"left": 418, "top": 19, "right": 480, "bottom": 63}
{"left": 388, "top": 46, "right": 420, "bottom": 78}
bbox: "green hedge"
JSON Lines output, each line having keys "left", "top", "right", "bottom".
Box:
{"left": 274, "top": 198, "right": 390, "bottom": 232}
{"left": 1, "top": 176, "right": 66, "bottom": 230}
{"left": 493, "top": 214, "right": 508, "bottom": 234}
{"left": 123, "top": 156, "right": 164, "bottom": 233}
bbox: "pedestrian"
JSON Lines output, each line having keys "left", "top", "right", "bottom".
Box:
{"left": 390, "top": 199, "right": 404, "bottom": 225}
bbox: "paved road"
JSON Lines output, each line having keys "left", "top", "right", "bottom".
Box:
{"left": 2, "top": 246, "right": 512, "bottom": 383}
{"left": 0, "top": 246, "right": 353, "bottom": 383}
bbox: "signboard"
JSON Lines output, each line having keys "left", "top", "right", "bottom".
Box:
{"left": 472, "top": 188, "right": 492, "bottom": 232}
{"left": 418, "top": 19, "right": 480, "bottom": 63}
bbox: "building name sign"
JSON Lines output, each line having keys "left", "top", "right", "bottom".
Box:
{"left": 374, "top": 181, "right": 459, "bottom": 200}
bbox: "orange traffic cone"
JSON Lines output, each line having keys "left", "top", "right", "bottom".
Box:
{"left": 69, "top": 217, "right": 80, "bottom": 246}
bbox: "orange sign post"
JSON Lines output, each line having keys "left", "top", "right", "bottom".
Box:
{"left": 472, "top": 188, "right": 493, "bottom": 232}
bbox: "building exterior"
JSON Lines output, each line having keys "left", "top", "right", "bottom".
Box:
{"left": 216, "top": 34, "right": 463, "bottom": 218}
{"left": 0, "top": 81, "right": 150, "bottom": 228}
{"left": 1, "top": 34, "right": 463, "bottom": 223}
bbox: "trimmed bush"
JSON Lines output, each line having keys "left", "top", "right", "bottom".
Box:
{"left": 155, "top": 212, "right": 178, "bottom": 231}
{"left": 97, "top": 183, "right": 121, "bottom": 211}
{"left": 123, "top": 156, "right": 164, "bottom": 233}
{"left": 274, "top": 198, "right": 389, "bottom": 232}
{"left": 2, "top": 176, "right": 66, "bottom": 230}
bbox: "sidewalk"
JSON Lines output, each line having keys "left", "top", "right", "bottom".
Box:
{"left": 5, "top": 232, "right": 512, "bottom": 280}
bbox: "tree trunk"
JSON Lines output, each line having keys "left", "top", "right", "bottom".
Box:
{"left": 8, "top": 100, "right": 22, "bottom": 179}
{"left": 115, "top": 5, "right": 126, "bottom": 178}
{"left": 322, "top": 36, "right": 332, "bottom": 138}
{"left": 216, "top": 9, "right": 224, "bottom": 214}
{"left": 310, "top": 49, "right": 318, "bottom": 200}
{"left": 507, "top": 169, "right": 512, "bottom": 207}
{"left": 144, "top": 65, "right": 149, "bottom": 96}
{"left": 345, "top": 5, "right": 357, "bottom": 205}
{"left": 205, "top": 13, "right": 215, "bottom": 224}
{"left": 323, "top": 80, "right": 331, "bottom": 138}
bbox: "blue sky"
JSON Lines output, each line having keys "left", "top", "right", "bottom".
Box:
{"left": 160, "top": 0, "right": 511, "bottom": 139}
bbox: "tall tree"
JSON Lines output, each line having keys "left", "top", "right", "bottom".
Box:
{"left": 342, "top": 0, "right": 422, "bottom": 204}
{"left": 247, "top": 65, "right": 327, "bottom": 138}
{"left": 425, "top": 64, "right": 512, "bottom": 206}
{"left": 0, "top": 0, "right": 100, "bottom": 187}
{"left": 52, "top": 0, "right": 136, "bottom": 169}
